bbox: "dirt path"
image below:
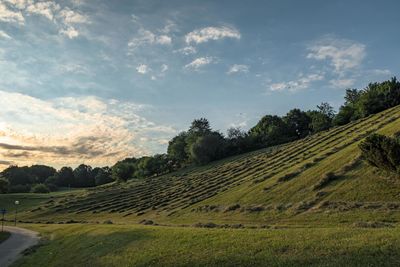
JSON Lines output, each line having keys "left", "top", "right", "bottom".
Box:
{"left": 0, "top": 226, "right": 39, "bottom": 267}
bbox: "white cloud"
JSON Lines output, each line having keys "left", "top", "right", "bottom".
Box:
{"left": 161, "top": 64, "right": 168, "bottom": 72}
{"left": 136, "top": 64, "right": 149, "bottom": 74}
{"left": 1, "top": 1, "right": 89, "bottom": 39}
{"left": 0, "top": 91, "right": 175, "bottom": 169}
{"left": 25, "top": 1, "right": 60, "bottom": 20}
{"left": 58, "top": 62, "right": 90, "bottom": 75}
{"left": 0, "top": 3, "right": 25, "bottom": 25}
{"left": 329, "top": 78, "right": 355, "bottom": 88}
{"left": 269, "top": 73, "right": 324, "bottom": 92}
{"left": 128, "top": 28, "right": 172, "bottom": 53}
{"left": 59, "top": 26, "right": 79, "bottom": 39}
{"left": 3, "top": 0, "right": 29, "bottom": 9}
{"left": 227, "top": 64, "right": 249, "bottom": 74}
{"left": 370, "top": 69, "right": 391, "bottom": 76}
{"left": 156, "top": 35, "right": 172, "bottom": 45}
{"left": 307, "top": 37, "right": 366, "bottom": 75}
{"left": 175, "top": 46, "right": 197, "bottom": 55}
{"left": 185, "top": 26, "right": 241, "bottom": 44}
{"left": 184, "top": 57, "right": 214, "bottom": 70}
{"left": 0, "top": 30, "right": 12, "bottom": 39}
{"left": 58, "top": 7, "right": 88, "bottom": 24}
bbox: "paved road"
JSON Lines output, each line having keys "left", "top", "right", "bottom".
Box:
{"left": 0, "top": 226, "right": 39, "bottom": 267}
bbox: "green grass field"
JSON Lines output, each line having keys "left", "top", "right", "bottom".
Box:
{"left": 13, "top": 224, "right": 400, "bottom": 267}
{"left": 2, "top": 106, "right": 400, "bottom": 266}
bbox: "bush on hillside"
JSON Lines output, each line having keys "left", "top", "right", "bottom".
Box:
{"left": 31, "top": 184, "right": 50, "bottom": 193}
{"left": 8, "top": 184, "right": 31, "bottom": 193}
{"left": 359, "top": 134, "right": 400, "bottom": 174}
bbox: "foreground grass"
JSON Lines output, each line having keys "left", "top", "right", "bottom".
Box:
{"left": 13, "top": 224, "right": 400, "bottom": 267}
{"left": 0, "top": 231, "right": 10, "bottom": 244}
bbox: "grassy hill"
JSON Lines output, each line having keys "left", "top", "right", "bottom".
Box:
{"left": 3, "top": 105, "right": 400, "bottom": 267}
{"left": 4, "top": 104, "right": 400, "bottom": 227}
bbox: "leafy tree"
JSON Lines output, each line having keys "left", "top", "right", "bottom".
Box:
{"left": 45, "top": 175, "right": 58, "bottom": 191}
{"left": 73, "top": 164, "right": 94, "bottom": 187}
{"left": 0, "top": 177, "right": 9, "bottom": 193}
{"left": 112, "top": 161, "right": 134, "bottom": 182}
{"left": 249, "top": 115, "right": 290, "bottom": 147}
{"left": 29, "top": 165, "right": 56, "bottom": 183}
{"left": 190, "top": 132, "right": 225, "bottom": 165}
{"left": 31, "top": 184, "right": 50, "bottom": 193}
{"left": 93, "top": 167, "right": 114, "bottom": 186}
{"left": 226, "top": 127, "right": 254, "bottom": 155}
{"left": 317, "top": 102, "right": 335, "bottom": 119}
{"left": 188, "top": 118, "right": 211, "bottom": 135}
{"left": 283, "top": 109, "right": 311, "bottom": 138}
{"left": 56, "top": 167, "right": 75, "bottom": 187}
{"left": 2, "top": 166, "right": 35, "bottom": 185}
{"left": 167, "top": 132, "right": 188, "bottom": 163}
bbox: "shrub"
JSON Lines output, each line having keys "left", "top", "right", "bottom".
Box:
{"left": 31, "top": 184, "right": 50, "bottom": 193}
{"left": 9, "top": 184, "right": 31, "bottom": 193}
{"left": 359, "top": 134, "right": 400, "bottom": 174}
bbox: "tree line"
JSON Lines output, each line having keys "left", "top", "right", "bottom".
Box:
{"left": 0, "top": 164, "right": 113, "bottom": 193}
{"left": 113, "top": 77, "right": 400, "bottom": 181}
{"left": 1, "top": 77, "right": 399, "bottom": 191}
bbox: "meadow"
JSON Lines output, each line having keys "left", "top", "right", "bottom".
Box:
{"left": 2, "top": 105, "right": 400, "bottom": 266}
{"left": 12, "top": 224, "right": 400, "bottom": 267}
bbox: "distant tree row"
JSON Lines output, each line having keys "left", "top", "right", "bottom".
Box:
{"left": 2, "top": 77, "right": 399, "bottom": 188}
{"left": 0, "top": 164, "right": 114, "bottom": 193}
{"left": 111, "top": 77, "right": 400, "bottom": 182}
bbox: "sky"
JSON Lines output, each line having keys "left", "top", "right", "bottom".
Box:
{"left": 0, "top": 0, "right": 399, "bottom": 170}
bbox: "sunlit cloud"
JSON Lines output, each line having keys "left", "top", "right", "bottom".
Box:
{"left": 185, "top": 26, "right": 240, "bottom": 44}
{"left": 227, "top": 64, "right": 249, "bottom": 74}
{"left": 184, "top": 57, "right": 214, "bottom": 70}
{"left": 0, "top": 91, "right": 176, "bottom": 169}
{"left": 269, "top": 73, "right": 324, "bottom": 92}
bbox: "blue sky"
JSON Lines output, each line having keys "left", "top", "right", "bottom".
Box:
{"left": 0, "top": 0, "right": 398, "bottom": 169}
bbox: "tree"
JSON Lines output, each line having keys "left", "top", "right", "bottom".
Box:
{"left": 344, "top": 89, "right": 362, "bottom": 105}
{"left": 45, "top": 175, "right": 58, "bottom": 191}
{"left": 56, "top": 167, "right": 75, "bottom": 187}
{"left": 0, "top": 177, "right": 9, "bottom": 193}
{"left": 31, "top": 184, "right": 50, "bottom": 193}
{"left": 334, "top": 105, "right": 356, "bottom": 126}
{"left": 112, "top": 162, "right": 134, "bottom": 182}
{"left": 317, "top": 102, "right": 335, "bottom": 119}
{"left": 167, "top": 132, "right": 188, "bottom": 163}
{"left": 249, "top": 115, "right": 290, "bottom": 147}
{"left": 93, "top": 167, "right": 114, "bottom": 186}
{"left": 2, "top": 166, "right": 35, "bottom": 185}
{"left": 190, "top": 132, "right": 225, "bottom": 165}
{"left": 29, "top": 165, "right": 56, "bottom": 183}
{"left": 283, "top": 109, "right": 311, "bottom": 138}
{"left": 188, "top": 118, "right": 211, "bottom": 135}
{"left": 73, "top": 164, "right": 94, "bottom": 187}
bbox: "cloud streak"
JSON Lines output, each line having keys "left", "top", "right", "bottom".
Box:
{"left": 184, "top": 57, "right": 214, "bottom": 70}
{"left": 185, "top": 26, "right": 241, "bottom": 44}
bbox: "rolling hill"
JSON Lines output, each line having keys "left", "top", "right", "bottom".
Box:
{"left": 7, "top": 104, "right": 400, "bottom": 228}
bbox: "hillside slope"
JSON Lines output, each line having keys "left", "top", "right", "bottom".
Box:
{"left": 14, "top": 105, "right": 400, "bottom": 226}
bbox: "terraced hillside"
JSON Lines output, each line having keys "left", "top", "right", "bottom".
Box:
{"left": 20, "top": 105, "right": 400, "bottom": 225}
